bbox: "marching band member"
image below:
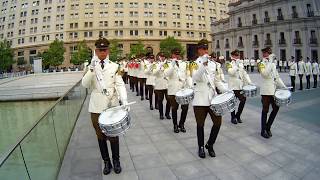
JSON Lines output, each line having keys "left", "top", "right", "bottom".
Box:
{"left": 312, "top": 59, "right": 319, "bottom": 88}
{"left": 164, "top": 48, "right": 191, "bottom": 133}
{"left": 137, "top": 55, "right": 147, "bottom": 100}
{"left": 120, "top": 58, "right": 128, "bottom": 84}
{"left": 145, "top": 54, "right": 156, "bottom": 110}
{"left": 305, "top": 57, "right": 312, "bottom": 89}
{"left": 288, "top": 56, "right": 297, "bottom": 92}
{"left": 298, "top": 57, "right": 306, "bottom": 90}
{"left": 82, "top": 38, "right": 128, "bottom": 175}
{"left": 258, "top": 47, "right": 287, "bottom": 138}
{"left": 192, "top": 39, "right": 228, "bottom": 158}
{"left": 133, "top": 58, "right": 139, "bottom": 96}
{"left": 153, "top": 52, "right": 171, "bottom": 120}
{"left": 250, "top": 57, "right": 256, "bottom": 72}
{"left": 216, "top": 56, "right": 226, "bottom": 83}
{"left": 227, "top": 49, "right": 254, "bottom": 124}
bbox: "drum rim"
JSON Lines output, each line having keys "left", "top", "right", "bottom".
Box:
{"left": 99, "top": 110, "right": 129, "bottom": 125}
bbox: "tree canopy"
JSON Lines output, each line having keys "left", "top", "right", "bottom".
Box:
{"left": 129, "top": 40, "right": 146, "bottom": 58}
{"left": 160, "top": 36, "right": 185, "bottom": 58}
{"left": 0, "top": 40, "right": 14, "bottom": 72}
{"left": 109, "top": 39, "right": 122, "bottom": 62}
{"left": 41, "top": 39, "right": 65, "bottom": 67}
{"left": 70, "top": 40, "right": 92, "bottom": 65}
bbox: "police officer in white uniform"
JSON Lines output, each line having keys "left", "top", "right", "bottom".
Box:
{"left": 288, "top": 56, "right": 297, "bottom": 92}
{"left": 305, "top": 57, "right": 312, "bottom": 89}
{"left": 82, "top": 38, "right": 128, "bottom": 175}
{"left": 312, "top": 59, "right": 319, "bottom": 88}
{"left": 298, "top": 57, "right": 306, "bottom": 90}
{"left": 192, "top": 39, "right": 228, "bottom": 158}
{"left": 258, "top": 47, "right": 286, "bottom": 138}
{"left": 227, "top": 49, "right": 253, "bottom": 124}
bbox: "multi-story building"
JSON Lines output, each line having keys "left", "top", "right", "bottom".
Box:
{"left": 211, "top": 0, "right": 320, "bottom": 62}
{"left": 0, "top": 0, "right": 229, "bottom": 70}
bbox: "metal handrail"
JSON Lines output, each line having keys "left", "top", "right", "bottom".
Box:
{"left": 0, "top": 80, "right": 83, "bottom": 166}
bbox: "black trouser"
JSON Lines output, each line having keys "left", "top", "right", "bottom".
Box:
{"left": 154, "top": 89, "right": 170, "bottom": 117}
{"left": 313, "top": 75, "right": 318, "bottom": 88}
{"left": 246, "top": 65, "right": 250, "bottom": 71}
{"left": 91, "top": 113, "right": 119, "bottom": 161}
{"left": 231, "top": 90, "right": 246, "bottom": 120}
{"left": 251, "top": 66, "right": 254, "bottom": 72}
{"left": 129, "top": 75, "right": 134, "bottom": 90}
{"left": 122, "top": 72, "right": 128, "bottom": 84}
{"left": 167, "top": 95, "right": 189, "bottom": 126}
{"left": 146, "top": 85, "right": 154, "bottom": 107}
{"left": 194, "top": 106, "right": 221, "bottom": 147}
{"left": 261, "top": 95, "right": 279, "bottom": 132}
{"left": 139, "top": 78, "right": 147, "bottom": 98}
{"left": 133, "top": 76, "right": 139, "bottom": 94}
{"left": 306, "top": 75, "right": 311, "bottom": 89}
{"left": 279, "top": 66, "right": 282, "bottom": 72}
{"left": 290, "top": 76, "right": 296, "bottom": 92}
{"left": 299, "top": 74, "right": 304, "bottom": 90}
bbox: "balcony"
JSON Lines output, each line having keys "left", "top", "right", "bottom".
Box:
{"left": 252, "top": 40, "right": 259, "bottom": 48}
{"left": 252, "top": 19, "right": 257, "bottom": 25}
{"left": 237, "top": 22, "right": 242, "bottom": 27}
{"left": 264, "top": 17, "right": 270, "bottom": 23}
{"left": 292, "top": 12, "right": 298, "bottom": 18}
{"left": 277, "top": 15, "right": 284, "bottom": 20}
{"left": 307, "top": 11, "right": 314, "bottom": 17}
{"left": 225, "top": 43, "right": 230, "bottom": 49}
{"left": 237, "top": 42, "right": 244, "bottom": 48}
{"left": 310, "top": 38, "right": 318, "bottom": 46}
{"left": 293, "top": 38, "right": 302, "bottom": 45}
{"left": 264, "top": 39, "right": 272, "bottom": 47}
{"left": 279, "top": 39, "right": 286, "bottom": 47}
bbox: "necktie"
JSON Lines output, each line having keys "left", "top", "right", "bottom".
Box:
{"left": 100, "top": 61, "right": 104, "bottom": 69}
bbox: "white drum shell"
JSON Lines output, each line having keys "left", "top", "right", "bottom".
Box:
{"left": 243, "top": 85, "right": 258, "bottom": 97}
{"left": 210, "top": 92, "right": 236, "bottom": 116}
{"left": 175, "top": 88, "right": 194, "bottom": 105}
{"left": 98, "top": 108, "right": 131, "bottom": 137}
{"left": 274, "top": 90, "right": 291, "bottom": 106}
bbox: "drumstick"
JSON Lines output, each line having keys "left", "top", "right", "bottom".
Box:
{"left": 104, "top": 101, "right": 136, "bottom": 111}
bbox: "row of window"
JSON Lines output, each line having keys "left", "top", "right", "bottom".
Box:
{"left": 215, "top": 30, "right": 318, "bottom": 49}
{"left": 237, "top": 4, "right": 315, "bottom": 27}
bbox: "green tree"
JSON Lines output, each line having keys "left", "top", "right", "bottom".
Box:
{"left": 129, "top": 40, "right": 146, "bottom": 58}
{"left": 70, "top": 40, "right": 91, "bottom": 65}
{"left": 0, "top": 40, "right": 15, "bottom": 72}
{"left": 109, "top": 39, "right": 122, "bottom": 62}
{"left": 160, "top": 36, "right": 185, "bottom": 58}
{"left": 41, "top": 39, "right": 65, "bottom": 67}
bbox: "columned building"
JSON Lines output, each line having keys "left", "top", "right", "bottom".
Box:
{"left": 0, "top": 0, "right": 230, "bottom": 70}
{"left": 211, "top": 0, "right": 320, "bottom": 62}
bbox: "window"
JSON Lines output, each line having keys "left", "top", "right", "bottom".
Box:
{"left": 145, "top": 30, "right": 153, "bottom": 36}
{"left": 130, "top": 30, "right": 139, "bottom": 36}
{"left": 292, "top": 6, "right": 298, "bottom": 18}
{"left": 159, "top": 30, "right": 167, "bottom": 37}
{"left": 238, "top": 17, "right": 242, "bottom": 27}
{"left": 307, "top": 4, "right": 314, "bottom": 17}
{"left": 277, "top": 8, "right": 284, "bottom": 20}
{"left": 252, "top": 14, "right": 257, "bottom": 24}
{"left": 264, "top": 11, "right": 270, "bottom": 22}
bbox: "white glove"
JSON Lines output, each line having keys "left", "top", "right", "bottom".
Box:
{"left": 238, "top": 63, "right": 244, "bottom": 69}
{"left": 122, "top": 101, "right": 130, "bottom": 111}
{"left": 89, "top": 57, "right": 98, "bottom": 71}
{"left": 171, "top": 59, "right": 176, "bottom": 66}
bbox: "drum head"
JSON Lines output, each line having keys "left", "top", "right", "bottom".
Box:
{"left": 211, "top": 92, "right": 234, "bottom": 104}
{"left": 275, "top": 90, "right": 291, "bottom": 99}
{"left": 176, "top": 88, "right": 193, "bottom": 96}
{"left": 243, "top": 85, "right": 256, "bottom": 91}
{"left": 99, "top": 108, "right": 127, "bottom": 125}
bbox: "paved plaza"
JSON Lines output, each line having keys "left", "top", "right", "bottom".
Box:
{"left": 59, "top": 73, "right": 320, "bottom": 180}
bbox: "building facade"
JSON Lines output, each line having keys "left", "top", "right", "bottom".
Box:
{"left": 0, "top": 0, "right": 229, "bottom": 70}
{"left": 211, "top": 0, "right": 320, "bottom": 62}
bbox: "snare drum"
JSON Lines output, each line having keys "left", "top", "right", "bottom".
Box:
{"left": 210, "top": 92, "right": 236, "bottom": 116}
{"left": 99, "top": 108, "right": 131, "bottom": 137}
{"left": 175, "top": 88, "right": 194, "bottom": 105}
{"left": 274, "top": 89, "right": 291, "bottom": 106}
{"left": 243, "top": 85, "right": 257, "bottom": 97}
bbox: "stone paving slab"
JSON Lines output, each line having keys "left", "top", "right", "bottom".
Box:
{"left": 59, "top": 73, "right": 320, "bottom": 180}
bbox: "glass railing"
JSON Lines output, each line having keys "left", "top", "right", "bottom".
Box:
{"left": 0, "top": 80, "right": 87, "bottom": 180}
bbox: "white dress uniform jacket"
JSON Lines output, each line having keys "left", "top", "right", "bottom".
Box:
{"left": 312, "top": 62, "right": 319, "bottom": 75}
{"left": 82, "top": 57, "right": 127, "bottom": 113}
{"left": 288, "top": 61, "right": 297, "bottom": 77}
{"left": 298, "top": 61, "right": 306, "bottom": 75}
{"left": 145, "top": 61, "right": 156, "bottom": 86}
{"left": 153, "top": 61, "right": 168, "bottom": 90}
{"left": 250, "top": 59, "right": 256, "bottom": 66}
{"left": 137, "top": 59, "right": 146, "bottom": 78}
{"left": 305, "top": 62, "right": 312, "bottom": 76}
{"left": 227, "top": 60, "right": 252, "bottom": 90}
{"left": 259, "top": 57, "right": 286, "bottom": 95}
{"left": 164, "top": 60, "right": 191, "bottom": 95}
{"left": 192, "top": 55, "right": 228, "bottom": 106}
{"left": 215, "top": 62, "right": 225, "bottom": 82}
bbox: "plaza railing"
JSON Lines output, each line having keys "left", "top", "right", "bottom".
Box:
{"left": 0, "top": 80, "right": 87, "bottom": 180}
